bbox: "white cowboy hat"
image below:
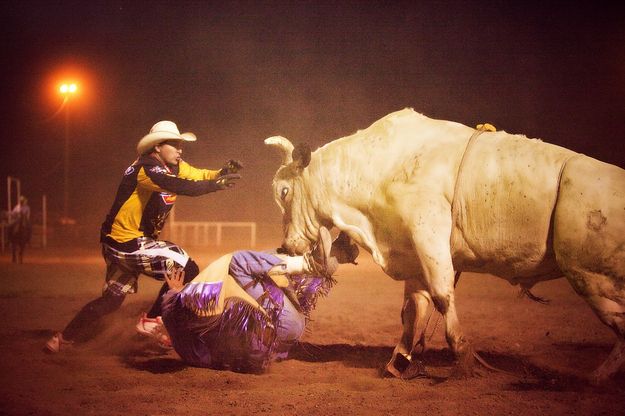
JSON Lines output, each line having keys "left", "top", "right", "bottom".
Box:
{"left": 136, "top": 120, "right": 197, "bottom": 155}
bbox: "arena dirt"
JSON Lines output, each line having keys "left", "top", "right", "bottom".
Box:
{"left": 1, "top": 245, "right": 624, "bottom": 415}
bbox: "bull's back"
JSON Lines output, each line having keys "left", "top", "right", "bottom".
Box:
{"left": 319, "top": 109, "right": 472, "bottom": 199}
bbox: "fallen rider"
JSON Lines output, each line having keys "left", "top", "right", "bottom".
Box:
{"left": 148, "top": 227, "right": 356, "bottom": 372}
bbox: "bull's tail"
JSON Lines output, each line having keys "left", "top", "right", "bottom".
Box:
{"left": 472, "top": 351, "right": 516, "bottom": 376}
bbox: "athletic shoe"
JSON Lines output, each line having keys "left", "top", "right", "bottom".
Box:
{"left": 44, "top": 332, "right": 73, "bottom": 353}
{"left": 135, "top": 313, "right": 172, "bottom": 349}
{"left": 135, "top": 313, "right": 162, "bottom": 336}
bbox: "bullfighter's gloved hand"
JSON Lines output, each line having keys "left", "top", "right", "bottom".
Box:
{"left": 220, "top": 159, "right": 244, "bottom": 175}
{"left": 215, "top": 173, "right": 241, "bottom": 190}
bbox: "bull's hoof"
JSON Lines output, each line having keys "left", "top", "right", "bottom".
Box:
{"left": 450, "top": 346, "right": 478, "bottom": 379}
{"left": 401, "top": 359, "right": 427, "bottom": 380}
{"left": 384, "top": 353, "right": 407, "bottom": 378}
{"left": 384, "top": 353, "right": 427, "bottom": 379}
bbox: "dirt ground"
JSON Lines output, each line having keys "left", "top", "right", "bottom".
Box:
{"left": 1, "top": 244, "right": 624, "bottom": 416}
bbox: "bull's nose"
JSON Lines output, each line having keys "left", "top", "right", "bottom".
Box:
{"left": 282, "top": 238, "right": 308, "bottom": 255}
{"left": 277, "top": 243, "right": 290, "bottom": 255}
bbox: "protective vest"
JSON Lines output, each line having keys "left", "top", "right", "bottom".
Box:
{"left": 101, "top": 155, "right": 221, "bottom": 243}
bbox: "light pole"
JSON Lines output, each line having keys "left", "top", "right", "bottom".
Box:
{"left": 59, "top": 82, "right": 77, "bottom": 223}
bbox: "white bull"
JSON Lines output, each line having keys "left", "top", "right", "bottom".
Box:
{"left": 265, "top": 108, "right": 625, "bottom": 384}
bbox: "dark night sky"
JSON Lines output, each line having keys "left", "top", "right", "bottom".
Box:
{"left": 2, "top": 1, "right": 624, "bottom": 238}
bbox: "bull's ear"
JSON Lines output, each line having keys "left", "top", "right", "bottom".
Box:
{"left": 292, "top": 143, "right": 311, "bottom": 169}
{"left": 265, "top": 136, "right": 294, "bottom": 165}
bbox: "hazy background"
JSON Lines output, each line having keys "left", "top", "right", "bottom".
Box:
{"left": 2, "top": 0, "right": 624, "bottom": 245}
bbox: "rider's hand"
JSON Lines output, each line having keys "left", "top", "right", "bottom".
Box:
{"left": 165, "top": 267, "right": 185, "bottom": 291}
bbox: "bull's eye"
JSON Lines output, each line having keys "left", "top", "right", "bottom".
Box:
{"left": 280, "top": 187, "right": 289, "bottom": 201}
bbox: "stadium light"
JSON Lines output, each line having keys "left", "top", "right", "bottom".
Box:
{"left": 59, "top": 82, "right": 79, "bottom": 224}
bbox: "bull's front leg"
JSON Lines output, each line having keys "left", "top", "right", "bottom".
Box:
{"left": 408, "top": 205, "right": 475, "bottom": 377}
{"left": 385, "top": 279, "right": 431, "bottom": 379}
{"left": 434, "top": 281, "right": 475, "bottom": 377}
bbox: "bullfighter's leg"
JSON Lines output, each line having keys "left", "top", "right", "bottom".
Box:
{"left": 385, "top": 278, "right": 431, "bottom": 378}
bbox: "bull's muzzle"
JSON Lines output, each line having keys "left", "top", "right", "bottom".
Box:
{"left": 282, "top": 237, "right": 311, "bottom": 256}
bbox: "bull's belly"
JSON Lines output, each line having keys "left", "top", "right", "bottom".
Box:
{"left": 379, "top": 244, "right": 563, "bottom": 284}
{"left": 454, "top": 252, "right": 563, "bottom": 283}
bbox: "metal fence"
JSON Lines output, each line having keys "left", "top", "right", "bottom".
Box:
{"left": 167, "top": 221, "right": 257, "bottom": 248}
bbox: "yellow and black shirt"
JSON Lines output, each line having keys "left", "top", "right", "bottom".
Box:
{"left": 101, "top": 155, "right": 222, "bottom": 244}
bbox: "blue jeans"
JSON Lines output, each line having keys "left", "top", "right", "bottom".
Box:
{"left": 228, "top": 251, "right": 305, "bottom": 344}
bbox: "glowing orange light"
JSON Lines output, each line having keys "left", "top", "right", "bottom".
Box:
{"left": 59, "top": 83, "right": 78, "bottom": 95}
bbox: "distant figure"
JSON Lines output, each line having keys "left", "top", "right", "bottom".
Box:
{"left": 9, "top": 196, "right": 31, "bottom": 264}
{"left": 45, "top": 120, "right": 242, "bottom": 353}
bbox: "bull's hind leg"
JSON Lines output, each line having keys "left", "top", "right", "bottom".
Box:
{"left": 592, "top": 337, "right": 625, "bottom": 385}
{"left": 572, "top": 273, "right": 625, "bottom": 384}
{"left": 565, "top": 270, "right": 625, "bottom": 384}
{"left": 553, "top": 155, "right": 625, "bottom": 383}
{"left": 386, "top": 279, "right": 431, "bottom": 378}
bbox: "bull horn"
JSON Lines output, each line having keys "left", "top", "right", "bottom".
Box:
{"left": 265, "top": 136, "right": 294, "bottom": 165}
